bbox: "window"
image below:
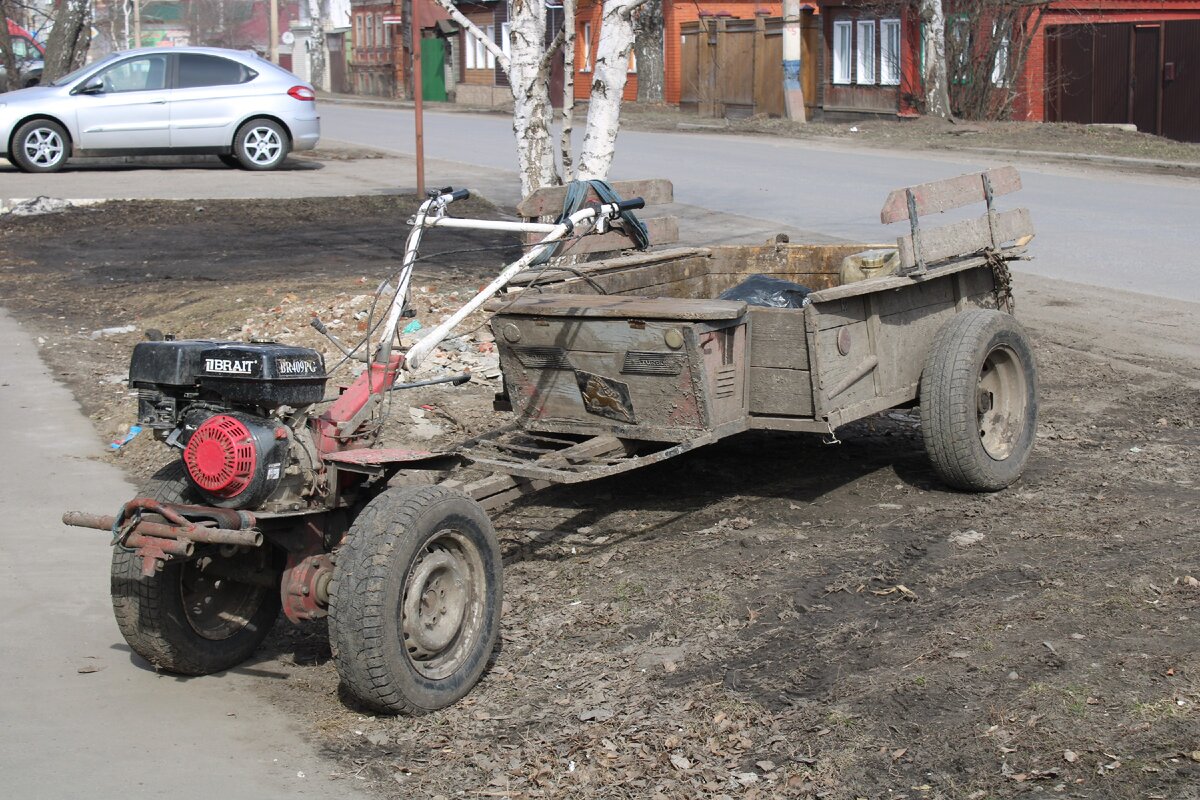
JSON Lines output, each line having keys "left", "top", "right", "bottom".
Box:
{"left": 12, "top": 36, "right": 33, "bottom": 60}
{"left": 501, "top": 22, "right": 511, "bottom": 59}
{"left": 376, "top": 15, "right": 384, "bottom": 50}
{"left": 880, "top": 19, "right": 901, "bottom": 85}
{"left": 581, "top": 22, "right": 592, "bottom": 71}
{"left": 484, "top": 25, "right": 496, "bottom": 69}
{"left": 856, "top": 20, "right": 875, "bottom": 84}
{"left": 464, "top": 28, "right": 476, "bottom": 69}
{"left": 178, "top": 54, "right": 255, "bottom": 88}
{"left": 991, "top": 23, "right": 1010, "bottom": 86}
{"left": 832, "top": 20, "right": 852, "bottom": 84}
{"left": 949, "top": 15, "right": 972, "bottom": 84}
{"left": 97, "top": 55, "right": 169, "bottom": 93}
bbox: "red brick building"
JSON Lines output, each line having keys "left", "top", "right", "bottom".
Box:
{"left": 815, "top": 0, "right": 1200, "bottom": 139}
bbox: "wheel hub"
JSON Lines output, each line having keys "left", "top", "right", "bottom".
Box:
{"left": 977, "top": 344, "right": 1027, "bottom": 460}
{"left": 403, "top": 550, "right": 468, "bottom": 658}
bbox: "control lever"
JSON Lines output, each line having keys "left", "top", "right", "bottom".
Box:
{"left": 310, "top": 317, "right": 369, "bottom": 363}
{"left": 390, "top": 373, "right": 472, "bottom": 391}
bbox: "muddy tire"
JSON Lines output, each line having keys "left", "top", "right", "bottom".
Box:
{"left": 232, "top": 118, "right": 288, "bottom": 170}
{"left": 920, "top": 310, "right": 1038, "bottom": 492}
{"left": 328, "top": 486, "right": 502, "bottom": 715}
{"left": 110, "top": 462, "right": 280, "bottom": 674}
{"left": 11, "top": 118, "right": 69, "bottom": 173}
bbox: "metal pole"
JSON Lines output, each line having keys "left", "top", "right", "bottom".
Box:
{"left": 411, "top": 1, "right": 425, "bottom": 196}
{"left": 269, "top": 0, "right": 279, "bottom": 64}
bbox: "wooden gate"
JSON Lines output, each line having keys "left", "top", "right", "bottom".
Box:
{"left": 1046, "top": 20, "right": 1200, "bottom": 142}
{"left": 680, "top": 17, "right": 786, "bottom": 119}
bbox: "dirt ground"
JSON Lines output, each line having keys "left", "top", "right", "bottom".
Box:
{"left": 2, "top": 194, "right": 1198, "bottom": 800}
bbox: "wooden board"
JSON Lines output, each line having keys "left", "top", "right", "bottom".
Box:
{"left": 521, "top": 216, "right": 679, "bottom": 256}
{"left": 490, "top": 294, "right": 747, "bottom": 321}
{"left": 880, "top": 167, "right": 1022, "bottom": 224}
{"left": 748, "top": 308, "right": 809, "bottom": 369}
{"left": 516, "top": 179, "right": 675, "bottom": 218}
{"left": 748, "top": 366, "right": 814, "bottom": 417}
{"left": 896, "top": 208, "right": 1033, "bottom": 271}
{"left": 510, "top": 247, "right": 711, "bottom": 287}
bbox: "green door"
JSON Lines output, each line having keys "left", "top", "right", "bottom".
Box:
{"left": 421, "top": 38, "right": 447, "bottom": 102}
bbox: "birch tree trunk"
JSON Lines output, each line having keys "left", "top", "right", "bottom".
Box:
{"left": 41, "top": 0, "right": 92, "bottom": 82}
{"left": 920, "top": 0, "right": 952, "bottom": 119}
{"left": 507, "top": 0, "right": 560, "bottom": 195}
{"left": 633, "top": 0, "right": 664, "bottom": 104}
{"left": 575, "top": 0, "right": 638, "bottom": 180}
{"left": 306, "top": 0, "right": 327, "bottom": 93}
{"left": 560, "top": 0, "right": 576, "bottom": 180}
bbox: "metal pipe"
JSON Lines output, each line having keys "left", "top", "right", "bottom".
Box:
{"left": 124, "top": 533, "right": 194, "bottom": 558}
{"left": 62, "top": 511, "right": 263, "bottom": 547}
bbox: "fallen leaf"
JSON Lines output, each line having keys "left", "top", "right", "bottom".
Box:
{"left": 669, "top": 754, "right": 691, "bottom": 771}
{"left": 578, "top": 707, "right": 615, "bottom": 723}
{"left": 1064, "top": 750, "right": 1078, "bottom": 763}
{"left": 891, "top": 748, "right": 908, "bottom": 761}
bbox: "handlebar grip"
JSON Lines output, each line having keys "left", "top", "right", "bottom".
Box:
{"left": 615, "top": 197, "right": 645, "bottom": 212}
{"left": 449, "top": 188, "right": 471, "bottom": 201}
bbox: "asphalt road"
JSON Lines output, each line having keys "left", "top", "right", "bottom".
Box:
{"left": 319, "top": 105, "right": 1200, "bottom": 304}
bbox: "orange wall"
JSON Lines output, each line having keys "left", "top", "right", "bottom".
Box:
{"left": 574, "top": 1, "right": 784, "bottom": 104}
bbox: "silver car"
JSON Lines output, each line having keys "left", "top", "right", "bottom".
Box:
{"left": 0, "top": 46, "right": 320, "bottom": 172}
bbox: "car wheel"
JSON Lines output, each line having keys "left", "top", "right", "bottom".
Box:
{"left": 11, "top": 119, "right": 69, "bottom": 173}
{"left": 233, "top": 118, "right": 289, "bottom": 171}
{"left": 23, "top": 77, "right": 41, "bottom": 88}
{"left": 218, "top": 154, "right": 242, "bottom": 169}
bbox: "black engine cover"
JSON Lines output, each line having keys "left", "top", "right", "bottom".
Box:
{"left": 129, "top": 339, "right": 327, "bottom": 409}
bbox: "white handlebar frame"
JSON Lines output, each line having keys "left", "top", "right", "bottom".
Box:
{"left": 378, "top": 191, "right": 629, "bottom": 375}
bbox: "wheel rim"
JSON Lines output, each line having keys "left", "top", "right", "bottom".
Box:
{"left": 22, "top": 127, "right": 64, "bottom": 168}
{"left": 400, "top": 528, "right": 486, "bottom": 679}
{"left": 242, "top": 126, "right": 282, "bottom": 165}
{"left": 180, "top": 551, "right": 270, "bottom": 640}
{"left": 977, "top": 343, "right": 1027, "bottom": 460}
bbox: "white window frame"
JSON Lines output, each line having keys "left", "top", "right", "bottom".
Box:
{"left": 581, "top": 21, "right": 592, "bottom": 72}
{"left": 832, "top": 19, "right": 852, "bottom": 85}
{"left": 465, "top": 28, "right": 477, "bottom": 69}
{"left": 485, "top": 24, "right": 496, "bottom": 69}
{"left": 880, "top": 18, "right": 901, "bottom": 86}
{"left": 856, "top": 20, "right": 875, "bottom": 84}
{"left": 501, "top": 22, "right": 511, "bottom": 59}
{"left": 991, "top": 22, "right": 1010, "bottom": 87}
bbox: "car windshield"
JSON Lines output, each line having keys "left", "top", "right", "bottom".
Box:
{"left": 52, "top": 55, "right": 119, "bottom": 87}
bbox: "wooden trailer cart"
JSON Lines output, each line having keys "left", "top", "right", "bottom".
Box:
{"left": 63, "top": 169, "right": 1037, "bottom": 716}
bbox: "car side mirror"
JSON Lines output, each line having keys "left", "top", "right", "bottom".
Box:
{"left": 76, "top": 77, "right": 105, "bottom": 95}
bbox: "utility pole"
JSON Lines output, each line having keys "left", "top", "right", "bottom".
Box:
{"left": 411, "top": 0, "right": 424, "bottom": 196}
{"left": 781, "top": 0, "right": 806, "bottom": 122}
{"left": 269, "top": 0, "right": 279, "bottom": 63}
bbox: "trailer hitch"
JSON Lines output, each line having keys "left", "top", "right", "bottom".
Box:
{"left": 63, "top": 498, "right": 263, "bottom": 576}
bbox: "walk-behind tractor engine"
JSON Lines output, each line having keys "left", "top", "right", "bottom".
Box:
{"left": 130, "top": 340, "right": 328, "bottom": 511}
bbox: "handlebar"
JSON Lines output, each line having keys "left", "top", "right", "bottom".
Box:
{"left": 614, "top": 196, "right": 644, "bottom": 212}
{"left": 449, "top": 188, "right": 470, "bottom": 202}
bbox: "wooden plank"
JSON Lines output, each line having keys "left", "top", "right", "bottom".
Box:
{"left": 491, "top": 294, "right": 747, "bottom": 321}
{"left": 897, "top": 208, "right": 1033, "bottom": 271}
{"left": 748, "top": 367, "right": 814, "bottom": 417}
{"left": 748, "top": 308, "right": 809, "bottom": 369}
{"left": 510, "top": 247, "right": 710, "bottom": 287}
{"left": 880, "top": 167, "right": 1022, "bottom": 224}
{"left": 516, "top": 179, "right": 675, "bottom": 218}
{"left": 807, "top": 254, "right": 998, "bottom": 303}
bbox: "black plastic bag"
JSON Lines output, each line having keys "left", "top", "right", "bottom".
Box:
{"left": 717, "top": 274, "right": 812, "bottom": 309}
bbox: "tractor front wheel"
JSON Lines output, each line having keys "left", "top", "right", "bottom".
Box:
{"left": 110, "top": 462, "right": 280, "bottom": 674}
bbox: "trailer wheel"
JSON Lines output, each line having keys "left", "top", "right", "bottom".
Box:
{"left": 920, "top": 310, "right": 1038, "bottom": 492}
{"left": 328, "top": 486, "right": 502, "bottom": 715}
{"left": 110, "top": 462, "right": 280, "bottom": 674}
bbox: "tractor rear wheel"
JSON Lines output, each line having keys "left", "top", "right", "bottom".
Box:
{"left": 110, "top": 462, "right": 280, "bottom": 674}
{"left": 328, "top": 486, "right": 502, "bottom": 714}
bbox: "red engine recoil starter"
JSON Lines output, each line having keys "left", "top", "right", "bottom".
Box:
{"left": 183, "top": 415, "right": 257, "bottom": 498}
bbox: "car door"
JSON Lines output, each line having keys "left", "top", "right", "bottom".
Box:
{"left": 73, "top": 53, "right": 172, "bottom": 151}
{"left": 169, "top": 53, "right": 259, "bottom": 149}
